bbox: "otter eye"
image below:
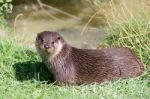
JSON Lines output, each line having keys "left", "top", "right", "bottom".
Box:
{"left": 57, "top": 37, "right": 60, "bottom": 40}
{"left": 37, "top": 36, "right": 44, "bottom": 43}
{"left": 51, "top": 41, "right": 54, "bottom": 45}
{"left": 40, "top": 38, "right": 44, "bottom": 43}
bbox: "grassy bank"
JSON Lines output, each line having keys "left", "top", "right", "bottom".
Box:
{"left": 0, "top": 37, "right": 150, "bottom": 99}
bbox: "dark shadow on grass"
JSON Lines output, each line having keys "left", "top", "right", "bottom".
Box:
{"left": 13, "top": 61, "right": 54, "bottom": 83}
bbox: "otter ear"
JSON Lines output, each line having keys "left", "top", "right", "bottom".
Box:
{"left": 36, "top": 33, "right": 39, "bottom": 38}
{"left": 37, "top": 33, "right": 40, "bottom": 36}
{"left": 36, "top": 33, "right": 40, "bottom": 40}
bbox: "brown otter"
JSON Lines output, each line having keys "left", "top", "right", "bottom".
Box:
{"left": 35, "top": 31, "right": 144, "bottom": 85}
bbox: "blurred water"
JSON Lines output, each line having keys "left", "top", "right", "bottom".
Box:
{"left": 7, "top": 0, "right": 107, "bottom": 48}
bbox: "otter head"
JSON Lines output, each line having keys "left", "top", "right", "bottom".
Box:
{"left": 35, "top": 31, "right": 65, "bottom": 57}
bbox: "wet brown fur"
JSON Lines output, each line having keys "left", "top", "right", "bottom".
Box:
{"left": 35, "top": 31, "right": 144, "bottom": 85}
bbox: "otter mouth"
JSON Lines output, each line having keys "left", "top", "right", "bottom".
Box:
{"left": 46, "top": 48, "right": 54, "bottom": 53}
{"left": 39, "top": 46, "right": 53, "bottom": 53}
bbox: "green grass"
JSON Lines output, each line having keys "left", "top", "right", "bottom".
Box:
{"left": 0, "top": 30, "right": 150, "bottom": 98}
{"left": 0, "top": 39, "right": 149, "bottom": 99}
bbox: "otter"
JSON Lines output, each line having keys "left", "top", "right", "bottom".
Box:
{"left": 35, "top": 31, "right": 144, "bottom": 85}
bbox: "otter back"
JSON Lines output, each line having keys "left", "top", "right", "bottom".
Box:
{"left": 51, "top": 46, "right": 144, "bottom": 85}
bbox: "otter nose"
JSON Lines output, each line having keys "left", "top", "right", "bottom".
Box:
{"left": 44, "top": 44, "right": 50, "bottom": 49}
